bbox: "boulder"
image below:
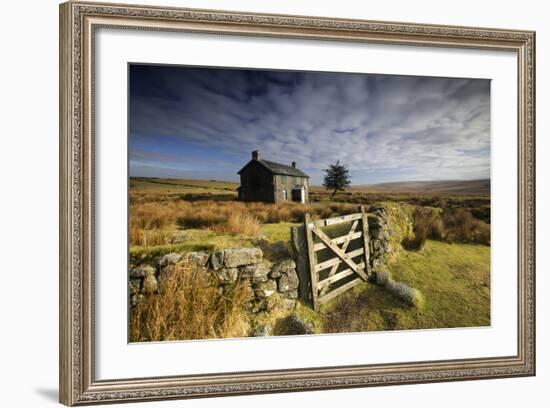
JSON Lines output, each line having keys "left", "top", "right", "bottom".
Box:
{"left": 252, "top": 324, "right": 272, "bottom": 337}
{"left": 129, "top": 265, "right": 156, "bottom": 279}
{"left": 370, "top": 206, "right": 389, "bottom": 216}
{"left": 210, "top": 251, "right": 224, "bottom": 270}
{"left": 238, "top": 264, "right": 256, "bottom": 278}
{"left": 270, "top": 241, "right": 291, "bottom": 259}
{"left": 277, "top": 268, "right": 299, "bottom": 292}
{"left": 224, "top": 248, "right": 263, "bottom": 268}
{"left": 130, "top": 293, "right": 143, "bottom": 308}
{"left": 156, "top": 253, "right": 182, "bottom": 269}
{"left": 141, "top": 275, "right": 158, "bottom": 294}
{"left": 371, "top": 257, "right": 383, "bottom": 269}
{"left": 250, "top": 261, "right": 271, "bottom": 284}
{"left": 253, "top": 280, "right": 277, "bottom": 298}
{"left": 375, "top": 268, "right": 392, "bottom": 285}
{"left": 280, "top": 289, "right": 298, "bottom": 299}
{"left": 371, "top": 227, "right": 390, "bottom": 241}
{"left": 185, "top": 251, "right": 209, "bottom": 267}
{"left": 385, "top": 279, "right": 424, "bottom": 308}
{"left": 158, "top": 265, "right": 178, "bottom": 285}
{"left": 214, "top": 268, "right": 239, "bottom": 284}
{"left": 129, "top": 279, "right": 141, "bottom": 295}
{"left": 284, "top": 314, "right": 314, "bottom": 335}
{"left": 269, "top": 259, "right": 296, "bottom": 278}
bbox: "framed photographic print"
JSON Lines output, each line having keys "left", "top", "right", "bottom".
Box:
{"left": 59, "top": 1, "right": 536, "bottom": 405}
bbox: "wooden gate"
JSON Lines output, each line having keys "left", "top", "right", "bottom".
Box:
{"left": 303, "top": 206, "right": 371, "bottom": 310}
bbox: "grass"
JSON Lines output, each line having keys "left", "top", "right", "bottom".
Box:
{"left": 129, "top": 223, "right": 299, "bottom": 267}
{"left": 260, "top": 222, "right": 297, "bottom": 243}
{"left": 128, "top": 178, "right": 492, "bottom": 337}
{"left": 129, "top": 195, "right": 360, "bottom": 250}
{"left": 402, "top": 207, "right": 490, "bottom": 251}
{"left": 130, "top": 177, "right": 239, "bottom": 195}
{"left": 130, "top": 261, "right": 253, "bottom": 342}
{"left": 320, "top": 240, "right": 490, "bottom": 332}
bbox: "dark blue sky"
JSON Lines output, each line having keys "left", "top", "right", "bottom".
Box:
{"left": 129, "top": 64, "right": 490, "bottom": 185}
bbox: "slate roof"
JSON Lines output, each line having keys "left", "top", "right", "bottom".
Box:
{"left": 238, "top": 158, "right": 309, "bottom": 178}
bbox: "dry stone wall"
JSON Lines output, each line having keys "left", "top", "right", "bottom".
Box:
{"left": 129, "top": 247, "right": 299, "bottom": 308}
{"left": 130, "top": 203, "right": 414, "bottom": 309}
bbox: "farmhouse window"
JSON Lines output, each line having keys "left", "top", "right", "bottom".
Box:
{"left": 291, "top": 176, "right": 297, "bottom": 185}
{"left": 281, "top": 175, "right": 287, "bottom": 184}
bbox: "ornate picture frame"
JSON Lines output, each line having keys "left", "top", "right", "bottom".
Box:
{"left": 59, "top": 1, "right": 535, "bottom": 405}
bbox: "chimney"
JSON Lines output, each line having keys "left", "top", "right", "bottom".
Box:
{"left": 252, "top": 150, "right": 260, "bottom": 160}
{"left": 292, "top": 161, "right": 296, "bottom": 168}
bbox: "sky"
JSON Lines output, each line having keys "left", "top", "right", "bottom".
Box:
{"left": 129, "top": 64, "right": 491, "bottom": 185}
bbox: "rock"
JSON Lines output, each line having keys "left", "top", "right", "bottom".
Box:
{"left": 371, "top": 239, "right": 389, "bottom": 258}
{"left": 141, "top": 275, "right": 158, "bottom": 294}
{"left": 252, "top": 324, "right": 272, "bottom": 337}
{"left": 129, "top": 279, "right": 141, "bottom": 295}
{"left": 269, "top": 259, "right": 296, "bottom": 278}
{"left": 156, "top": 253, "right": 182, "bottom": 269}
{"left": 371, "top": 257, "right": 383, "bottom": 269}
{"left": 277, "top": 268, "right": 299, "bottom": 292}
{"left": 185, "top": 251, "right": 209, "bottom": 267}
{"left": 129, "top": 265, "right": 156, "bottom": 279}
{"left": 251, "top": 261, "right": 271, "bottom": 284}
{"left": 130, "top": 293, "right": 144, "bottom": 307}
{"left": 283, "top": 299, "right": 297, "bottom": 309}
{"left": 158, "top": 265, "right": 177, "bottom": 285}
{"left": 371, "top": 227, "right": 390, "bottom": 241}
{"left": 214, "top": 268, "right": 239, "bottom": 284}
{"left": 370, "top": 206, "right": 389, "bottom": 216}
{"left": 271, "top": 241, "right": 291, "bottom": 259}
{"left": 285, "top": 314, "right": 314, "bottom": 335}
{"left": 253, "top": 280, "right": 277, "bottom": 298}
{"left": 239, "top": 264, "right": 256, "bottom": 278}
{"left": 375, "top": 268, "right": 392, "bottom": 285}
{"left": 224, "top": 248, "right": 263, "bottom": 268}
{"left": 280, "top": 289, "right": 298, "bottom": 299}
{"left": 384, "top": 279, "right": 424, "bottom": 308}
{"left": 210, "top": 251, "right": 224, "bottom": 270}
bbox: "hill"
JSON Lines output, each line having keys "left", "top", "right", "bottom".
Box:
{"left": 130, "top": 177, "right": 239, "bottom": 195}
{"left": 350, "top": 179, "right": 490, "bottom": 195}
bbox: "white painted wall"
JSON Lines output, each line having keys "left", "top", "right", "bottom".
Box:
{"left": 0, "top": 0, "right": 547, "bottom": 407}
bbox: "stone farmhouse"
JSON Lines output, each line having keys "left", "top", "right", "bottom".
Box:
{"left": 237, "top": 151, "right": 310, "bottom": 204}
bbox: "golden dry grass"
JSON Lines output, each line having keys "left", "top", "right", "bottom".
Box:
{"left": 403, "top": 207, "right": 490, "bottom": 251}
{"left": 129, "top": 196, "right": 360, "bottom": 246}
{"left": 211, "top": 212, "right": 262, "bottom": 236}
{"left": 129, "top": 262, "right": 252, "bottom": 342}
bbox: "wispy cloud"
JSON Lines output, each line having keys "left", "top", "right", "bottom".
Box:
{"left": 129, "top": 65, "right": 490, "bottom": 184}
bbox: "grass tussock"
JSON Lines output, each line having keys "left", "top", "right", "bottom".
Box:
{"left": 403, "top": 207, "right": 490, "bottom": 251}
{"left": 443, "top": 208, "right": 491, "bottom": 245}
{"left": 130, "top": 262, "right": 252, "bottom": 342}
{"left": 211, "top": 212, "right": 262, "bottom": 236}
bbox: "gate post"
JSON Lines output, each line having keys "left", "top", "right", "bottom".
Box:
{"left": 291, "top": 225, "right": 313, "bottom": 308}
{"left": 303, "top": 213, "right": 320, "bottom": 311}
{"left": 360, "top": 206, "right": 371, "bottom": 277}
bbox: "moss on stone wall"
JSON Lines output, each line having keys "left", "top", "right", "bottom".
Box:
{"left": 368, "top": 202, "right": 415, "bottom": 268}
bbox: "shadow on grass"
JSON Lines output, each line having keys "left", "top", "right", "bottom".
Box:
{"left": 320, "top": 283, "right": 411, "bottom": 333}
